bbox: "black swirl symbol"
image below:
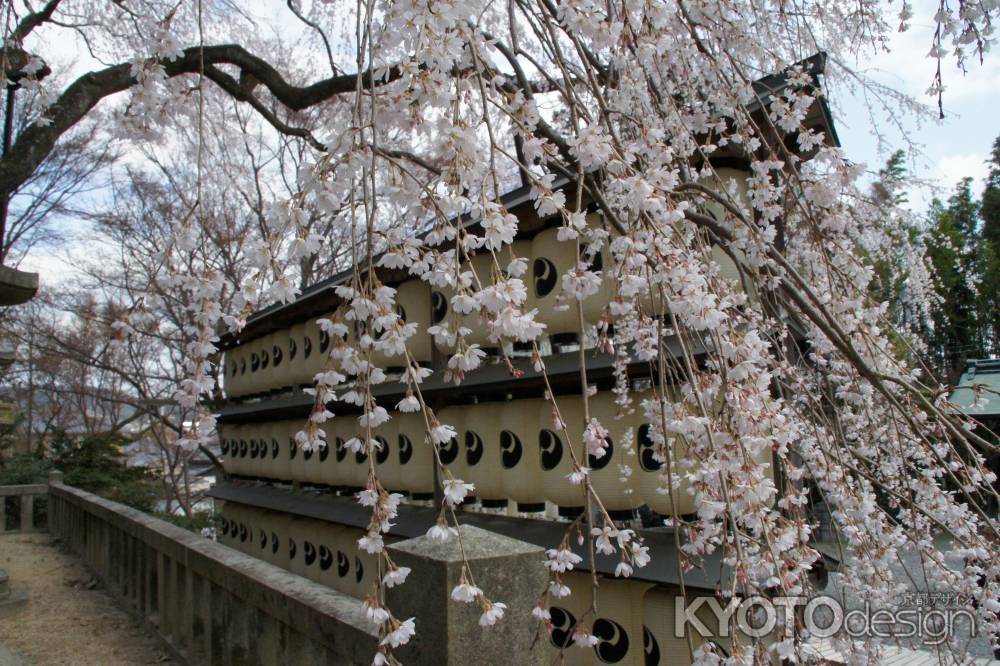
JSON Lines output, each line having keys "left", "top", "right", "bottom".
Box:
{"left": 637, "top": 424, "right": 661, "bottom": 472}
{"left": 643, "top": 626, "right": 660, "bottom": 666}
{"left": 239, "top": 356, "right": 247, "bottom": 375}
{"left": 303, "top": 334, "right": 313, "bottom": 359}
{"left": 271, "top": 437, "right": 279, "bottom": 459}
{"left": 249, "top": 439, "right": 259, "bottom": 459}
{"left": 304, "top": 541, "right": 316, "bottom": 566}
{"left": 259, "top": 527, "right": 268, "bottom": 549}
{"left": 355, "top": 556, "right": 364, "bottom": 583}
{"left": 396, "top": 303, "right": 407, "bottom": 321}
{"left": 549, "top": 607, "right": 577, "bottom": 649}
{"left": 465, "top": 430, "right": 484, "bottom": 466}
{"left": 219, "top": 518, "right": 229, "bottom": 536}
{"left": 229, "top": 360, "right": 238, "bottom": 377}
{"left": 319, "top": 329, "right": 331, "bottom": 354}
{"left": 539, "top": 429, "right": 564, "bottom": 470}
{"left": 288, "top": 337, "right": 297, "bottom": 361}
{"left": 250, "top": 351, "right": 260, "bottom": 372}
{"left": 271, "top": 343, "right": 282, "bottom": 367}
{"left": 260, "top": 347, "right": 270, "bottom": 369}
{"left": 239, "top": 523, "right": 248, "bottom": 542}
{"left": 319, "top": 545, "right": 333, "bottom": 571}
{"left": 431, "top": 291, "right": 448, "bottom": 323}
{"left": 220, "top": 438, "right": 229, "bottom": 455}
{"left": 355, "top": 444, "right": 369, "bottom": 464}
{"left": 438, "top": 433, "right": 459, "bottom": 465}
{"left": 289, "top": 436, "right": 298, "bottom": 460}
{"left": 500, "top": 431, "right": 523, "bottom": 469}
{"left": 374, "top": 436, "right": 390, "bottom": 465}
{"left": 588, "top": 436, "right": 614, "bottom": 471}
{"left": 533, "top": 257, "right": 557, "bottom": 297}
{"left": 318, "top": 440, "right": 330, "bottom": 462}
{"left": 288, "top": 537, "right": 297, "bottom": 561}
{"left": 335, "top": 437, "right": 347, "bottom": 463}
{"left": 337, "top": 550, "right": 350, "bottom": 577}
{"left": 398, "top": 434, "right": 413, "bottom": 465}
{"left": 593, "top": 618, "right": 630, "bottom": 663}
{"left": 239, "top": 439, "right": 248, "bottom": 458}
{"left": 271, "top": 532, "right": 279, "bottom": 555}
{"left": 303, "top": 445, "right": 313, "bottom": 461}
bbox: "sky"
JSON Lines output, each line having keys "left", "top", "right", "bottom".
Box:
{"left": 16, "top": 1, "right": 1000, "bottom": 282}
{"left": 830, "top": 1, "right": 999, "bottom": 210}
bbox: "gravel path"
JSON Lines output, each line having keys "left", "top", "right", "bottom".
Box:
{"left": 0, "top": 533, "right": 176, "bottom": 666}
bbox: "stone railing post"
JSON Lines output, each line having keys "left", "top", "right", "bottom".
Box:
{"left": 48, "top": 470, "right": 64, "bottom": 485}
{"left": 386, "top": 524, "right": 547, "bottom": 666}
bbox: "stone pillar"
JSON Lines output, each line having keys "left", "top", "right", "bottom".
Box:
{"left": 18, "top": 495, "right": 32, "bottom": 531}
{"left": 386, "top": 524, "right": 547, "bottom": 666}
{"left": 48, "top": 470, "right": 64, "bottom": 485}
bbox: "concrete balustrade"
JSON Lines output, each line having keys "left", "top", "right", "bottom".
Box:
{"left": 0, "top": 482, "right": 47, "bottom": 533}
{"left": 46, "top": 472, "right": 379, "bottom": 665}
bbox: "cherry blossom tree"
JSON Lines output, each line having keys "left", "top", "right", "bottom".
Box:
{"left": 3, "top": 0, "right": 999, "bottom": 663}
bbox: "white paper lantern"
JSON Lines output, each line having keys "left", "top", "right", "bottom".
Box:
{"left": 313, "top": 525, "right": 347, "bottom": 594}
{"left": 225, "top": 346, "right": 246, "bottom": 398}
{"left": 217, "top": 501, "right": 238, "bottom": 550}
{"left": 224, "top": 423, "right": 243, "bottom": 478}
{"left": 252, "top": 334, "right": 274, "bottom": 395}
{"left": 341, "top": 525, "right": 378, "bottom": 600}
{"left": 542, "top": 571, "right": 592, "bottom": 665}
{"left": 270, "top": 328, "right": 293, "bottom": 389}
{"left": 394, "top": 412, "right": 434, "bottom": 500}
{"left": 373, "top": 414, "right": 399, "bottom": 492}
{"left": 632, "top": 389, "right": 697, "bottom": 517}
{"left": 331, "top": 524, "right": 360, "bottom": 596}
{"left": 301, "top": 315, "right": 332, "bottom": 388}
{"left": 251, "top": 422, "right": 273, "bottom": 479}
{"left": 459, "top": 250, "right": 501, "bottom": 351}
{"left": 579, "top": 213, "right": 616, "bottom": 326}
{"left": 286, "top": 322, "right": 310, "bottom": 387}
{"left": 588, "top": 579, "right": 651, "bottom": 666}
{"left": 499, "top": 399, "right": 545, "bottom": 512}
{"left": 259, "top": 510, "right": 291, "bottom": 569}
{"left": 642, "top": 586, "right": 734, "bottom": 665}
{"left": 287, "top": 421, "right": 311, "bottom": 484}
{"left": 288, "top": 517, "right": 319, "bottom": 581}
{"left": 366, "top": 280, "right": 433, "bottom": 368}
{"left": 397, "top": 279, "right": 433, "bottom": 364}
{"left": 530, "top": 227, "right": 581, "bottom": 341}
{"left": 298, "top": 424, "right": 325, "bottom": 486}
{"left": 436, "top": 405, "right": 465, "bottom": 489}
{"left": 462, "top": 402, "right": 505, "bottom": 507}
{"left": 585, "top": 393, "right": 643, "bottom": 515}
{"left": 222, "top": 502, "right": 246, "bottom": 554}
{"left": 222, "top": 351, "right": 240, "bottom": 399}
{"left": 538, "top": 396, "right": 587, "bottom": 514}
{"left": 320, "top": 418, "right": 355, "bottom": 488}
{"left": 217, "top": 422, "right": 235, "bottom": 475}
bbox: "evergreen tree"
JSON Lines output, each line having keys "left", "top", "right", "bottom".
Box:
{"left": 925, "top": 178, "right": 983, "bottom": 379}
{"left": 979, "top": 137, "right": 1000, "bottom": 350}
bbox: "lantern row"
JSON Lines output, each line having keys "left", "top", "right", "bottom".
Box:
{"left": 223, "top": 168, "right": 752, "bottom": 401}
{"left": 218, "top": 500, "right": 739, "bottom": 666}
{"left": 219, "top": 390, "right": 773, "bottom": 516}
